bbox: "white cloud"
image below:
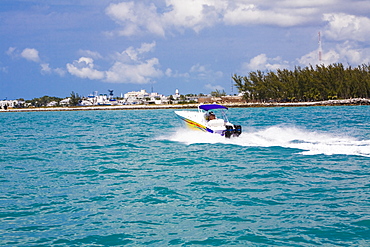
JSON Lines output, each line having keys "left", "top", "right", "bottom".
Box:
{"left": 165, "top": 68, "right": 172, "bottom": 77}
{"left": 6, "top": 47, "right": 16, "bottom": 57}
{"left": 163, "top": 63, "right": 222, "bottom": 83}
{"left": 41, "top": 63, "right": 66, "bottom": 76}
{"left": 189, "top": 63, "right": 223, "bottom": 81}
{"left": 105, "top": 0, "right": 225, "bottom": 36}
{"left": 8, "top": 47, "right": 41, "bottom": 62}
{"left": 190, "top": 63, "right": 208, "bottom": 74}
{"left": 106, "top": 58, "right": 163, "bottom": 83}
{"left": 280, "top": 0, "right": 337, "bottom": 8}
{"left": 7, "top": 47, "right": 65, "bottom": 76}
{"left": 66, "top": 57, "right": 106, "bottom": 80}
{"left": 223, "top": 3, "right": 313, "bottom": 27}
{"left": 111, "top": 42, "right": 156, "bottom": 63}
{"left": 243, "top": 54, "right": 289, "bottom": 71}
{"left": 78, "top": 50, "right": 103, "bottom": 60}
{"left": 20, "top": 48, "right": 41, "bottom": 62}
{"left": 53, "top": 67, "right": 66, "bottom": 77}
{"left": 335, "top": 42, "right": 370, "bottom": 65}
{"left": 337, "top": 42, "right": 370, "bottom": 64}
{"left": 126, "top": 42, "right": 156, "bottom": 61}
{"left": 137, "top": 41, "right": 156, "bottom": 54}
{"left": 162, "top": 0, "right": 224, "bottom": 33}
{"left": 105, "top": 0, "right": 338, "bottom": 37}
{"left": 298, "top": 49, "right": 340, "bottom": 66}
{"left": 323, "top": 13, "right": 370, "bottom": 42}
{"left": 66, "top": 42, "right": 163, "bottom": 84}
{"left": 298, "top": 41, "right": 370, "bottom": 66}
{"left": 106, "top": 2, "right": 165, "bottom": 36}
{"left": 165, "top": 68, "right": 189, "bottom": 78}
{"left": 293, "top": 11, "right": 370, "bottom": 67}
{"left": 205, "top": 83, "right": 224, "bottom": 92}
{"left": 41, "top": 63, "right": 52, "bottom": 74}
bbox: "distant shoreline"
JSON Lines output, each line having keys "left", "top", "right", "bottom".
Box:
{"left": 1, "top": 98, "right": 369, "bottom": 113}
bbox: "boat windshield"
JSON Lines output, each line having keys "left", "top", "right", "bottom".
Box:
{"left": 199, "top": 104, "right": 229, "bottom": 122}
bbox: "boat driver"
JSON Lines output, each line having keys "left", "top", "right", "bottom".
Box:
{"left": 207, "top": 111, "right": 216, "bottom": 121}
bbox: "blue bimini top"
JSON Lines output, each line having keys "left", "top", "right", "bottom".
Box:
{"left": 199, "top": 104, "right": 228, "bottom": 111}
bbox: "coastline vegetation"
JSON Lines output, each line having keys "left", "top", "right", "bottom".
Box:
{"left": 233, "top": 63, "right": 370, "bottom": 102}
{"left": 26, "top": 95, "right": 63, "bottom": 107}
{"left": 17, "top": 92, "right": 80, "bottom": 108}
{"left": 69, "top": 91, "right": 82, "bottom": 106}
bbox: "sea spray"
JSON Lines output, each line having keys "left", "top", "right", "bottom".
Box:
{"left": 165, "top": 126, "right": 370, "bottom": 157}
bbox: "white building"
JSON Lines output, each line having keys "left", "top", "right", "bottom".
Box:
{"left": 79, "top": 100, "right": 93, "bottom": 106}
{"left": 153, "top": 92, "right": 170, "bottom": 104}
{"left": 124, "top": 89, "right": 149, "bottom": 99}
{"left": 0, "top": 99, "right": 23, "bottom": 109}
{"left": 60, "top": 98, "right": 70, "bottom": 106}
{"left": 173, "top": 89, "right": 181, "bottom": 100}
{"left": 47, "top": 101, "right": 58, "bottom": 107}
{"left": 85, "top": 92, "right": 118, "bottom": 105}
{"left": 96, "top": 94, "right": 109, "bottom": 105}
{"left": 124, "top": 89, "right": 150, "bottom": 104}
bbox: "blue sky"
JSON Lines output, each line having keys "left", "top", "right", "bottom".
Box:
{"left": 2, "top": 0, "right": 370, "bottom": 99}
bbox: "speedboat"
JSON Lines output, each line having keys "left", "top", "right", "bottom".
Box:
{"left": 174, "top": 104, "right": 242, "bottom": 138}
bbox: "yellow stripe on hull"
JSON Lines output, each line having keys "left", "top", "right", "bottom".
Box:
{"left": 179, "top": 116, "right": 208, "bottom": 132}
{"left": 185, "top": 121, "right": 206, "bottom": 131}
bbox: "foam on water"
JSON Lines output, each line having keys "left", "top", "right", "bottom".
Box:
{"left": 165, "top": 126, "right": 370, "bottom": 157}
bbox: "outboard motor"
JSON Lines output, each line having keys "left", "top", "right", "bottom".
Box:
{"left": 225, "top": 125, "right": 234, "bottom": 138}
{"left": 224, "top": 125, "right": 242, "bottom": 138}
{"left": 233, "top": 125, "right": 242, "bottom": 137}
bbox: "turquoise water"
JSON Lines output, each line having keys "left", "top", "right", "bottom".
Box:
{"left": 1, "top": 106, "right": 369, "bottom": 246}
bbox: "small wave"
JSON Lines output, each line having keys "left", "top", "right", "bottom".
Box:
{"left": 164, "top": 127, "right": 370, "bottom": 157}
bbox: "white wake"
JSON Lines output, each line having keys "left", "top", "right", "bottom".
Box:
{"left": 162, "top": 126, "right": 370, "bottom": 157}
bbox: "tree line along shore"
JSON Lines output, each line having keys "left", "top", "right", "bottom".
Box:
{"left": 233, "top": 63, "right": 370, "bottom": 102}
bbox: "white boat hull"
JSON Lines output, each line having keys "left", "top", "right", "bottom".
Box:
{"left": 174, "top": 105, "right": 241, "bottom": 137}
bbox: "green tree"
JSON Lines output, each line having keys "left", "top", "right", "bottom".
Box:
{"left": 233, "top": 63, "right": 370, "bottom": 102}
{"left": 70, "top": 91, "right": 81, "bottom": 106}
{"left": 26, "top": 95, "right": 62, "bottom": 107}
{"left": 210, "top": 89, "right": 226, "bottom": 97}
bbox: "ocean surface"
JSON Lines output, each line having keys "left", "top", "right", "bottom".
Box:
{"left": 1, "top": 105, "right": 369, "bottom": 246}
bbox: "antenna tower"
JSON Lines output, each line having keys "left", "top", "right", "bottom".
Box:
{"left": 318, "top": 32, "right": 322, "bottom": 63}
